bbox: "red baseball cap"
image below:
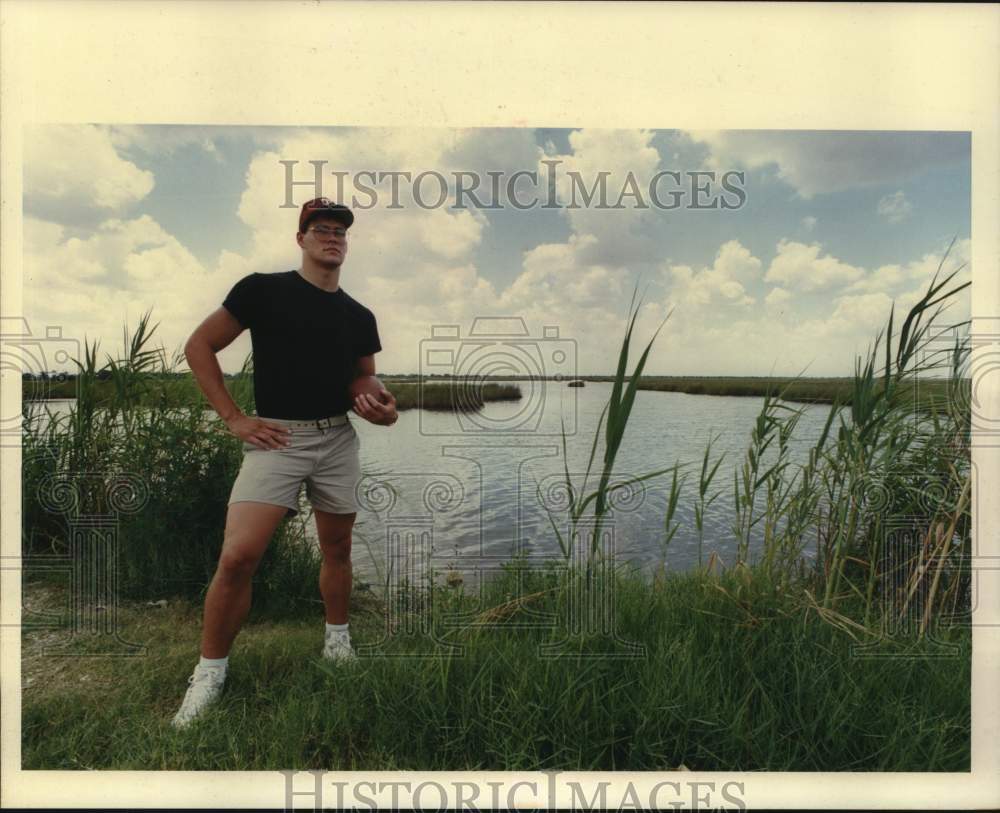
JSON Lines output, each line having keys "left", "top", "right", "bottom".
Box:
{"left": 298, "top": 197, "right": 355, "bottom": 232}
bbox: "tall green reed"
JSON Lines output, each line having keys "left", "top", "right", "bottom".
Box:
{"left": 21, "top": 310, "right": 317, "bottom": 615}
{"left": 694, "top": 433, "right": 724, "bottom": 568}
{"left": 544, "top": 291, "right": 678, "bottom": 577}
{"left": 660, "top": 466, "right": 686, "bottom": 564}
{"left": 717, "top": 243, "right": 970, "bottom": 632}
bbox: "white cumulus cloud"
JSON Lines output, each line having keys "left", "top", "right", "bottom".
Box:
{"left": 664, "top": 240, "right": 761, "bottom": 308}
{"left": 23, "top": 214, "right": 217, "bottom": 366}
{"left": 764, "top": 239, "right": 864, "bottom": 292}
{"left": 827, "top": 292, "right": 896, "bottom": 333}
{"left": 877, "top": 191, "right": 913, "bottom": 224}
{"left": 544, "top": 129, "right": 663, "bottom": 248}
{"left": 25, "top": 125, "right": 155, "bottom": 218}
{"left": 848, "top": 238, "right": 970, "bottom": 294}
{"left": 765, "top": 287, "right": 793, "bottom": 310}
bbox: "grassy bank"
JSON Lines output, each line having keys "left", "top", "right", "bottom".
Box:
{"left": 21, "top": 565, "right": 970, "bottom": 771}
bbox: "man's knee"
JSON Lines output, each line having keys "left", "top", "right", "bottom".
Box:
{"left": 217, "top": 546, "right": 262, "bottom": 582}
{"left": 316, "top": 510, "right": 355, "bottom": 562}
{"left": 319, "top": 534, "right": 352, "bottom": 564}
{"left": 215, "top": 501, "right": 287, "bottom": 582}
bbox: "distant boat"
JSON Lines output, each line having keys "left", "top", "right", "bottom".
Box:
{"left": 567, "top": 380, "right": 585, "bottom": 387}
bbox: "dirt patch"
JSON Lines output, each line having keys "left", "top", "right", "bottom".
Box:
{"left": 20, "top": 581, "right": 200, "bottom": 699}
{"left": 19, "top": 579, "right": 385, "bottom": 700}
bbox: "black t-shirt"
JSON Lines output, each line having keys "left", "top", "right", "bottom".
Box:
{"left": 222, "top": 270, "right": 381, "bottom": 419}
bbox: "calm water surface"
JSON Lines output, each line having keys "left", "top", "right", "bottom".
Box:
{"left": 31, "top": 383, "right": 836, "bottom": 583}
{"left": 350, "top": 382, "right": 835, "bottom": 580}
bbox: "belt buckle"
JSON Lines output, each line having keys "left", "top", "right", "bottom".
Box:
{"left": 315, "top": 417, "right": 331, "bottom": 430}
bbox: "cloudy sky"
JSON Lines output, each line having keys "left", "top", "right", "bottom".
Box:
{"left": 22, "top": 125, "right": 970, "bottom": 377}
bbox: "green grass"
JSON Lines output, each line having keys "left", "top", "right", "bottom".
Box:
{"left": 21, "top": 566, "right": 970, "bottom": 771}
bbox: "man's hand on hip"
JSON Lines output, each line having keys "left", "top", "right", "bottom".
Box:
{"left": 353, "top": 389, "right": 398, "bottom": 426}
{"left": 225, "top": 414, "right": 293, "bottom": 449}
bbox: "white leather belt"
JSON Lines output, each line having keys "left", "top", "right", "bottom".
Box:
{"left": 265, "top": 414, "right": 349, "bottom": 430}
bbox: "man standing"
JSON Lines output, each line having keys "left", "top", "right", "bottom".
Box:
{"left": 172, "top": 198, "right": 397, "bottom": 728}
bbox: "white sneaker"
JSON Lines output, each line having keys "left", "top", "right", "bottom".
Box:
{"left": 171, "top": 665, "right": 226, "bottom": 729}
{"left": 322, "top": 632, "right": 358, "bottom": 663}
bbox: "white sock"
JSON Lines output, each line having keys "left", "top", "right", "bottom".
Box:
{"left": 199, "top": 655, "right": 228, "bottom": 672}
{"left": 326, "top": 622, "right": 349, "bottom": 636}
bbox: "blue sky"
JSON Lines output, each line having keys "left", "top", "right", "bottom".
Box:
{"left": 22, "top": 125, "right": 970, "bottom": 377}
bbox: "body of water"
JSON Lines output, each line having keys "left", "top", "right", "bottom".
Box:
{"left": 349, "top": 382, "right": 835, "bottom": 582}
{"left": 29, "top": 383, "right": 837, "bottom": 585}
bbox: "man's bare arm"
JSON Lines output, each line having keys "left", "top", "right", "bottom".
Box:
{"left": 184, "top": 308, "right": 292, "bottom": 449}
{"left": 184, "top": 307, "right": 246, "bottom": 423}
{"left": 355, "top": 354, "right": 376, "bottom": 378}
{"left": 352, "top": 354, "right": 398, "bottom": 426}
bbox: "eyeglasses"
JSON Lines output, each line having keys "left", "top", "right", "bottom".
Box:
{"left": 308, "top": 225, "right": 348, "bottom": 240}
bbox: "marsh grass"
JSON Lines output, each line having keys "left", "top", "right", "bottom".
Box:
{"left": 541, "top": 253, "right": 970, "bottom": 637}
{"left": 723, "top": 248, "right": 972, "bottom": 630}
{"left": 21, "top": 312, "right": 316, "bottom": 613}
{"left": 406, "top": 380, "right": 521, "bottom": 411}
{"left": 21, "top": 565, "right": 969, "bottom": 771}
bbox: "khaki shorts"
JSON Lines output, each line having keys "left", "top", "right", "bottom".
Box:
{"left": 228, "top": 416, "right": 361, "bottom": 517}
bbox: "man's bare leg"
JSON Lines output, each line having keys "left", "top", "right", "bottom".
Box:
{"left": 315, "top": 509, "right": 356, "bottom": 624}
{"left": 173, "top": 501, "right": 289, "bottom": 727}
{"left": 200, "top": 501, "right": 289, "bottom": 658}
